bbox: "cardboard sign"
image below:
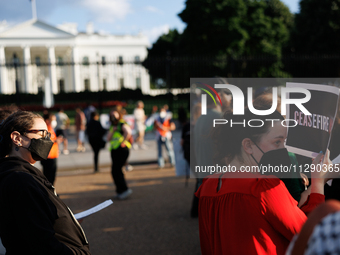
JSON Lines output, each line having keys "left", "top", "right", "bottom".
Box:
{"left": 285, "top": 83, "right": 340, "bottom": 158}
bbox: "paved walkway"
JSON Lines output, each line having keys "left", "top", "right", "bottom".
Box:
{"left": 40, "top": 127, "right": 201, "bottom": 255}
{"left": 54, "top": 163, "right": 200, "bottom": 255}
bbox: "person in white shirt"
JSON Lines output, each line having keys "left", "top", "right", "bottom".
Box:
{"left": 55, "top": 108, "right": 70, "bottom": 155}
{"left": 133, "top": 101, "right": 147, "bottom": 150}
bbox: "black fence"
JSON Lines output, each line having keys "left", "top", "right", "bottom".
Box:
{"left": 3, "top": 54, "right": 340, "bottom": 94}
{"left": 143, "top": 54, "right": 340, "bottom": 89}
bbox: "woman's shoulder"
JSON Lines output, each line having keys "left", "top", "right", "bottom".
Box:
{"left": 251, "top": 176, "right": 286, "bottom": 197}
{"left": 0, "top": 171, "right": 48, "bottom": 204}
{"left": 2, "top": 170, "right": 41, "bottom": 190}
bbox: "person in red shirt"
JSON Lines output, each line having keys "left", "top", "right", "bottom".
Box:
{"left": 195, "top": 108, "right": 331, "bottom": 255}
{"left": 75, "top": 107, "right": 86, "bottom": 152}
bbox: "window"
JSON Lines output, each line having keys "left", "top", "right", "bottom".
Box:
{"left": 102, "top": 56, "right": 106, "bottom": 66}
{"left": 136, "top": 77, "right": 141, "bottom": 89}
{"left": 35, "top": 56, "right": 41, "bottom": 66}
{"left": 84, "top": 79, "right": 90, "bottom": 91}
{"left": 103, "top": 78, "right": 107, "bottom": 90}
{"left": 82, "top": 56, "right": 89, "bottom": 66}
{"left": 12, "top": 53, "right": 19, "bottom": 65}
{"left": 118, "top": 56, "right": 123, "bottom": 65}
{"left": 134, "top": 56, "right": 140, "bottom": 64}
{"left": 119, "top": 78, "right": 124, "bottom": 89}
{"left": 58, "top": 79, "right": 65, "bottom": 93}
{"left": 57, "top": 57, "right": 64, "bottom": 66}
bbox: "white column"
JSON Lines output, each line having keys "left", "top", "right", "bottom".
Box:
{"left": 72, "top": 47, "right": 81, "bottom": 92}
{"left": 90, "top": 56, "right": 97, "bottom": 92}
{"left": 23, "top": 46, "right": 32, "bottom": 93}
{"left": 111, "top": 57, "right": 118, "bottom": 91}
{"left": 97, "top": 60, "right": 101, "bottom": 91}
{"left": 48, "top": 46, "right": 58, "bottom": 94}
{"left": 0, "top": 46, "right": 8, "bottom": 94}
{"left": 141, "top": 67, "right": 150, "bottom": 94}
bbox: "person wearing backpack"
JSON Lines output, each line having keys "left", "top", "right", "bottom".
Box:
{"left": 107, "top": 107, "right": 132, "bottom": 200}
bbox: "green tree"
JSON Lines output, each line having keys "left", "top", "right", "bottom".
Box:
{"left": 147, "top": 29, "right": 181, "bottom": 57}
{"left": 286, "top": 0, "right": 340, "bottom": 77}
{"left": 144, "top": 0, "right": 293, "bottom": 87}
{"left": 178, "top": 0, "right": 248, "bottom": 56}
{"left": 291, "top": 0, "right": 340, "bottom": 54}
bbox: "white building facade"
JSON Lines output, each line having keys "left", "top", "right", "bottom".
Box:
{"left": 0, "top": 19, "right": 151, "bottom": 95}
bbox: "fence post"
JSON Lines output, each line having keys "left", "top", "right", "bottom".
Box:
{"left": 14, "top": 60, "right": 20, "bottom": 105}
{"left": 166, "top": 51, "right": 173, "bottom": 112}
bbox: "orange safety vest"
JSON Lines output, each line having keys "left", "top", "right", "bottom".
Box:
{"left": 47, "top": 124, "right": 59, "bottom": 159}
{"left": 156, "top": 118, "right": 171, "bottom": 137}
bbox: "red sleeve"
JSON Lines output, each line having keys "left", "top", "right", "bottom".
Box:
{"left": 195, "top": 177, "right": 209, "bottom": 198}
{"left": 300, "top": 193, "right": 325, "bottom": 216}
{"left": 75, "top": 113, "right": 80, "bottom": 127}
{"left": 253, "top": 178, "right": 308, "bottom": 241}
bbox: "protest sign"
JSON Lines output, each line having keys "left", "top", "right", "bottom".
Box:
{"left": 285, "top": 83, "right": 340, "bottom": 158}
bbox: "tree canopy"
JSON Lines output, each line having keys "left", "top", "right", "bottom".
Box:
{"left": 290, "top": 0, "right": 340, "bottom": 54}
{"left": 144, "top": 0, "right": 340, "bottom": 85}
{"left": 144, "top": 0, "right": 293, "bottom": 84}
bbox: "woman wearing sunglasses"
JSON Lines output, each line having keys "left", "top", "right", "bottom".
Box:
{"left": 0, "top": 111, "right": 90, "bottom": 255}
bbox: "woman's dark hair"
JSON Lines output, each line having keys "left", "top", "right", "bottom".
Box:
{"left": 90, "top": 111, "right": 99, "bottom": 119}
{"left": 0, "top": 109, "right": 15, "bottom": 122}
{"left": 0, "top": 111, "right": 42, "bottom": 158}
{"left": 43, "top": 112, "right": 51, "bottom": 121}
{"left": 211, "top": 107, "right": 284, "bottom": 164}
{"left": 110, "top": 106, "right": 123, "bottom": 125}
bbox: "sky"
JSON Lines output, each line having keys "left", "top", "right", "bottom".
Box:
{"left": 0, "top": 0, "right": 300, "bottom": 46}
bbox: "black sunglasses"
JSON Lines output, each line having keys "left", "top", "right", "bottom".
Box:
{"left": 25, "top": 129, "right": 51, "bottom": 139}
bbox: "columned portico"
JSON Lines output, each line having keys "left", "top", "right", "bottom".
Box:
{"left": 0, "top": 19, "right": 151, "bottom": 96}
{"left": 23, "top": 45, "right": 32, "bottom": 93}
{"left": 47, "top": 46, "right": 57, "bottom": 94}
{"left": 0, "top": 46, "right": 8, "bottom": 94}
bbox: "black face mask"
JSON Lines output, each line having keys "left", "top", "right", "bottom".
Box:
{"left": 27, "top": 137, "right": 54, "bottom": 161}
{"left": 251, "top": 142, "right": 292, "bottom": 178}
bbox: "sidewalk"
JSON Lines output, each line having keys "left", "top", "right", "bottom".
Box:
{"left": 54, "top": 164, "right": 200, "bottom": 255}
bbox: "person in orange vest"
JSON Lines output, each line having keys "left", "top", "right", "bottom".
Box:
{"left": 40, "top": 112, "right": 61, "bottom": 185}
{"left": 154, "top": 106, "right": 176, "bottom": 168}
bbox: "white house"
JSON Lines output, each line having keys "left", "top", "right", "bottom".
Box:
{"left": 0, "top": 19, "right": 151, "bottom": 95}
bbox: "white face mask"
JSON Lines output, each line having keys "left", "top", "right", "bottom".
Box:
{"left": 51, "top": 120, "right": 57, "bottom": 129}
{"left": 160, "top": 111, "right": 166, "bottom": 118}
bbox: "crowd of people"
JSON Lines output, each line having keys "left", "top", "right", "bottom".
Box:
{"left": 3, "top": 91, "right": 340, "bottom": 254}
{"left": 0, "top": 101, "right": 182, "bottom": 254}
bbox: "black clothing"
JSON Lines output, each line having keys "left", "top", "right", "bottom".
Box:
{"left": 92, "top": 147, "right": 100, "bottom": 172}
{"left": 110, "top": 147, "right": 129, "bottom": 194}
{"left": 325, "top": 179, "right": 340, "bottom": 201}
{"left": 41, "top": 158, "right": 57, "bottom": 185}
{"left": 86, "top": 119, "right": 106, "bottom": 172}
{"left": 181, "top": 122, "right": 190, "bottom": 163}
{"left": 329, "top": 121, "right": 340, "bottom": 160}
{"left": 56, "top": 129, "right": 68, "bottom": 139}
{"left": 0, "top": 157, "right": 90, "bottom": 255}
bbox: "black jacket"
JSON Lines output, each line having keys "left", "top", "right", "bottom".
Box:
{"left": 0, "top": 157, "right": 91, "bottom": 255}
{"left": 86, "top": 119, "right": 106, "bottom": 149}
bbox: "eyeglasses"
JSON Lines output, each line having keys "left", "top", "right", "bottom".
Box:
{"left": 25, "top": 129, "right": 51, "bottom": 139}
